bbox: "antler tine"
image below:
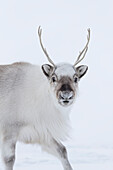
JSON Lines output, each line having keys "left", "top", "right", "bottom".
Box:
{"left": 38, "top": 26, "right": 55, "bottom": 67}
{"left": 74, "top": 28, "right": 90, "bottom": 67}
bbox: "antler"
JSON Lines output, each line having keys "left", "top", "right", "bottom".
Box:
{"left": 74, "top": 28, "right": 90, "bottom": 67}
{"left": 38, "top": 26, "right": 55, "bottom": 67}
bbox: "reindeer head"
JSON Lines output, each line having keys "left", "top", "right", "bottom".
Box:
{"left": 38, "top": 27, "right": 90, "bottom": 107}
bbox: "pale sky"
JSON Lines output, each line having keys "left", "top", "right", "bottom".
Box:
{"left": 0, "top": 0, "right": 113, "bottom": 147}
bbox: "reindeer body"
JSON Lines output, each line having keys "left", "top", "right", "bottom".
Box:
{"left": 0, "top": 27, "right": 90, "bottom": 170}
{"left": 0, "top": 62, "right": 76, "bottom": 170}
{"left": 0, "top": 62, "right": 70, "bottom": 143}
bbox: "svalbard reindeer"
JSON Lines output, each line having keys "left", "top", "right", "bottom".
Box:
{"left": 0, "top": 26, "right": 90, "bottom": 170}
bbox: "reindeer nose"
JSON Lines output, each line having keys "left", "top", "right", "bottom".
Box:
{"left": 60, "top": 91, "right": 74, "bottom": 100}
{"left": 59, "top": 84, "right": 74, "bottom": 102}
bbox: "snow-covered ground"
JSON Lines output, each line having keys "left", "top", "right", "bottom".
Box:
{"left": 0, "top": 143, "right": 113, "bottom": 170}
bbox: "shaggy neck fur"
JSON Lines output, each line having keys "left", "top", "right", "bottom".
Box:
{"left": 17, "top": 64, "right": 72, "bottom": 144}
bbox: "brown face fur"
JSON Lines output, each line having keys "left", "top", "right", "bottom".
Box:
{"left": 49, "top": 73, "right": 77, "bottom": 107}
{"left": 55, "top": 76, "right": 76, "bottom": 100}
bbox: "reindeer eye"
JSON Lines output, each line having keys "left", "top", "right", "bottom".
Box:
{"left": 74, "top": 77, "right": 78, "bottom": 83}
{"left": 52, "top": 76, "right": 57, "bottom": 83}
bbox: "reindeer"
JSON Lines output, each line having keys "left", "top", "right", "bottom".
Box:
{"left": 0, "top": 26, "right": 90, "bottom": 170}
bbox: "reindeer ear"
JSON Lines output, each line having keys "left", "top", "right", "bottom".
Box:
{"left": 42, "top": 64, "right": 54, "bottom": 77}
{"left": 75, "top": 65, "right": 88, "bottom": 78}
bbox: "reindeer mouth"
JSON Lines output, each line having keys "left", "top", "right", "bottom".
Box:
{"left": 59, "top": 100, "right": 73, "bottom": 107}
{"left": 63, "top": 100, "right": 69, "bottom": 104}
{"left": 58, "top": 98, "right": 73, "bottom": 107}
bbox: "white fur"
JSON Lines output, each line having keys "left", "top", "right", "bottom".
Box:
{"left": 0, "top": 63, "right": 71, "bottom": 144}
{"left": 0, "top": 62, "right": 87, "bottom": 170}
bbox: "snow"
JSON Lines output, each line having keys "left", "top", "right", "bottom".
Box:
{"left": 0, "top": 143, "right": 113, "bottom": 170}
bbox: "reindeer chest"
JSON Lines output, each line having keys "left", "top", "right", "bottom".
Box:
{"left": 18, "top": 111, "right": 69, "bottom": 144}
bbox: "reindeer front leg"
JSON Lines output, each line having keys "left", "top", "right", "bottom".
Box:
{"left": 42, "top": 139, "right": 73, "bottom": 170}
{"left": 1, "top": 134, "right": 17, "bottom": 170}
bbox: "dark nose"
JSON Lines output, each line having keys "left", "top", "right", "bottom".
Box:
{"left": 60, "top": 84, "right": 72, "bottom": 92}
